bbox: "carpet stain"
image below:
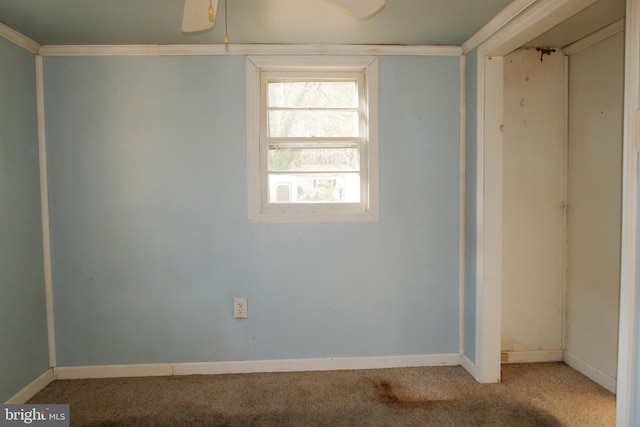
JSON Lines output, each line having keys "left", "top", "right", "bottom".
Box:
{"left": 373, "top": 380, "right": 564, "bottom": 426}
{"left": 373, "top": 380, "right": 444, "bottom": 407}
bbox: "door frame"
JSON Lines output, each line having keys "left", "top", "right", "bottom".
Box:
{"left": 471, "top": 0, "right": 639, "bottom": 425}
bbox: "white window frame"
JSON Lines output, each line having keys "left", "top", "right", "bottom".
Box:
{"left": 246, "top": 55, "right": 379, "bottom": 223}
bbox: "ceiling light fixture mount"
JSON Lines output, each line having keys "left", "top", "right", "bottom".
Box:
{"left": 208, "top": 0, "right": 215, "bottom": 23}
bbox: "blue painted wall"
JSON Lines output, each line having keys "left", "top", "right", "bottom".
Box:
{"left": 0, "top": 38, "right": 49, "bottom": 402}
{"left": 463, "top": 48, "right": 478, "bottom": 364}
{"left": 43, "top": 55, "right": 461, "bottom": 366}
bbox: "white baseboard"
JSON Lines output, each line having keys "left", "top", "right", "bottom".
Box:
{"left": 501, "top": 350, "right": 563, "bottom": 364}
{"left": 5, "top": 369, "right": 54, "bottom": 404}
{"left": 563, "top": 351, "right": 617, "bottom": 394}
{"left": 54, "top": 363, "right": 172, "bottom": 380}
{"left": 460, "top": 354, "right": 477, "bottom": 379}
{"left": 54, "top": 353, "right": 462, "bottom": 380}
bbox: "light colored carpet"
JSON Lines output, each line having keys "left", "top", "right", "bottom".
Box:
{"left": 28, "top": 362, "right": 615, "bottom": 426}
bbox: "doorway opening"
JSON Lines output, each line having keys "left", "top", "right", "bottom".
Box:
{"left": 501, "top": 27, "right": 624, "bottom": 394}
{"left": 469, "top": 0, "right": 638, "bottom": 424}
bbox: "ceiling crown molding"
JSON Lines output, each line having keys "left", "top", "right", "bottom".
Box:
{"left": 0, "top": 22, "right": 41, "bottom": 54}
{"left": 38, "top": 43, "right": 462, "bottom": 57}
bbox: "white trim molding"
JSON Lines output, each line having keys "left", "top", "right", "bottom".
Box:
{"left": 564, "top": 351, "right": 617, "bottom": 394}
{"left": 54, "top": 354, "right": 462, "bottom": 380}
{"left": 459, "top": 54, "right": 466, "bottom": 356}
{"left": 461, "top": 355, "right": 477, "bottom": 379}
{"left": 0, "top": 22, "right": 40, "bottom": 54}
{"left": 36, "top": 55, "right": 56, "bottom": 368}
{"left": 38, "top": 44, "right": 461, "bottom": 57}
{"left": 462, "top": 0, "right": 537, "bottom": 53}
{"left": 475, "top": 53, "right": 504, "bottom": 384}
{"left": 4, "top": 369, "right": 54, "bottom": 404}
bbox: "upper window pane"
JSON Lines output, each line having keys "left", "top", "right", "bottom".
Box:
{"left": 268, "top": 110, "right": 359, "bottom": 138}
{"left": 267, "top": 81, "right": 358, "bottom": 108}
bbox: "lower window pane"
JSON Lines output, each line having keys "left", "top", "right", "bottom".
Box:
{"left": 268, "top": 146, "right": 360, "bottom": 172}
{"left": 268, "top": 173, "right": 360, "bottom": 203}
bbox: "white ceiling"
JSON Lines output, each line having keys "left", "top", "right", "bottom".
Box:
{"left": 0, "top": 0, "right": 515, "bottom": 46}
{"left": 0, "top": 0, "right": 626, "bottom": 48}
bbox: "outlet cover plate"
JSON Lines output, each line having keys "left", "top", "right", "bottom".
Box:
{"left": 234, "top": 297, "right": 247, "bottom": 319}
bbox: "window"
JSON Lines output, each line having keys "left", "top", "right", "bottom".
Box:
{"left": 246, "top": 56, "right": 379, "bottom": 223}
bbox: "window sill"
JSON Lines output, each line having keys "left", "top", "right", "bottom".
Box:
{"left": 248, "top": 210, "right": 379, "bottom": 224}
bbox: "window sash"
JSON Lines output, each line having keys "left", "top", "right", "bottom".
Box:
{"left": 260, "top": 71, "right": 368, "bottom": 213}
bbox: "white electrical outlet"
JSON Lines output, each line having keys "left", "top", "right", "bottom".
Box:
{"left": 234, "top": 297, "right": 248, "bottom": 319}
